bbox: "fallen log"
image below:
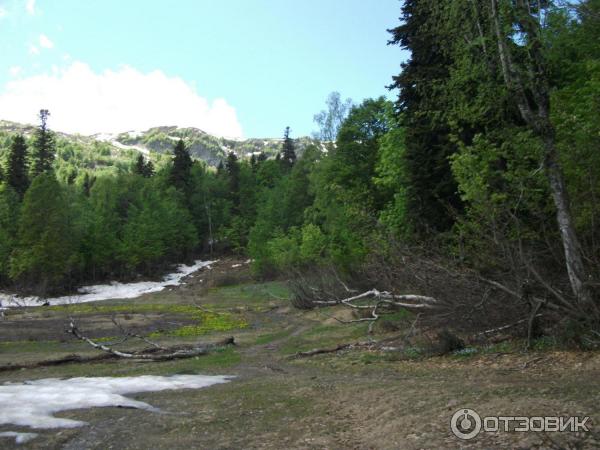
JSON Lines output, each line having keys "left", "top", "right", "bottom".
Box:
{"left": 0, "top": 353, "right": 115, "bottom": 373}
{"left": 288, "top": 343, "right": 353, "bottom": 359}
{"left": 0, "top": 334, "right": 236, "bottom": 373}
{"left": 67, "top": 320, "right": 236, "bottom": 361}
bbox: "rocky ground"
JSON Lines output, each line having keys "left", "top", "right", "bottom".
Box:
{"left": 0, "top": 259, "right": 598, "bottom": 449}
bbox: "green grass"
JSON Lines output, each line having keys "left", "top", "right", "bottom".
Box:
{"left": 281, "top": 322, "right": 369, "bottom": 355}
{"left": 152, "top": 311, "right": 248, "bottom": 337}
{"left": 0, "top": 340, "right": 78, "bottom": 353}
{"left": 253, "top": 329, "right": 294, "bottom": 345}
{"left": 205, "top": 281, "right": 290, "bottom": 306}
{"left": 45, "top": 303, "right": 202, "bottom": 315}
{"left": 0, "top": 346, "right": 241, "bottom": 381}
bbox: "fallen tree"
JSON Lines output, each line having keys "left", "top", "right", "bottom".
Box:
{"left": 67, "top": 319, "right": 235, "bottom": 361}
{"left": 0, "top": 333, "right": 236, "bottom": 373}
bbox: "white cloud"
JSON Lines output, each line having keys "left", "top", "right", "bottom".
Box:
{"left": 39, "top": 34, "right": 53, "bottom": 49}
{"left": 0, "top": 62, "right": 244, "bottom": 138}
{"left": 0, "top": 7, "right": 7, "bottom": 18}
{"left": 28, "top": 44, "right": 39, "bottom": 55}
{"left": 26, "top": 0, "right": 35, "bottom": 15}
{"left": 8, "top": 66, "right": 22, "bottom": 77}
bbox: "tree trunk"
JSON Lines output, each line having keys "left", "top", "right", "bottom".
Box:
{"left": 489, "top": 0, "right": 596, "bottom": 316}
{"left": 543, "top": 137, "right": 594, "bottom": 310}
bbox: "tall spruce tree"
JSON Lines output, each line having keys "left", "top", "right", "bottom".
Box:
{"left": 170, "top": 139, "right": 192, "bottom": 193}
{"left": 5, "top": 134, "right": 29, "bottom": 198}
{"left": 134, "top": 153, "right": 154, "bottom": 178}
{"left": 225, "top": 151, "right": 241, "bottom": 210}
{"left": 280, "top": 126, "right": 296, "bottom": 171}
{"left": 388, "top": 0, "right": 461, "bottom": 232}
{"left": 31, "top": 109, "right": 55, "bottom": 177}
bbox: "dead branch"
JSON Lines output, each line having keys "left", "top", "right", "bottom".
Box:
{"left": 109, "top": 315, "right": 167, "bottom": 350}
{"left": 476, "top": 315, "right": 543, "bottom": 337}
{"left": 288, "top": 343, "right": 354, "bottom": 359}
{"left": 312, "top": 289, "right": 441, "bottom": 311}
{"left": 67, "top": 320, "right": 235, "bottom": 361}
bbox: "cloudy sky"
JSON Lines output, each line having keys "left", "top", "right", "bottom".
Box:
{"left": 0, "top": 0, "right": 405, "bottom": 138}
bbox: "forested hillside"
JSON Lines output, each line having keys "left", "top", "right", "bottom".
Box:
{"left": 1, "top": 0, "right": 599, "bottom": 345}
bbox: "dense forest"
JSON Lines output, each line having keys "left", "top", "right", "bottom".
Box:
{"left": 0, "top": 0, "right": 599, "bottom": 343}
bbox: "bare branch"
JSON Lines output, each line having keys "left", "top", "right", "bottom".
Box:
{"left": 67, "top": 320, "right": 234, "bottom": 361}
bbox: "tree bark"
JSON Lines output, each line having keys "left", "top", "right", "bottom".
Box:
{"left": 489, "top": 0, "right": 595, "bottom": 315}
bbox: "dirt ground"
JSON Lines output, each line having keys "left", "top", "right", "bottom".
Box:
{"left": 0, "top": 259, "right": 598, "bottom": 449}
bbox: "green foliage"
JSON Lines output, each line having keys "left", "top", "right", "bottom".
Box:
{"left": 0, "top": 0, "right": 597, "bottom": 312}
{"left": 312, "top": 91, "right": 353, "bottom": 141}
{"left": 154, "top": 310, "right": 248, "bottom": 337}
{"left": 134, "top": 153, "right": 154, "bottom": 178}
{"left": 169, "top": 139, "right": 193, "bottom": 195}
{"left": 31, "top": 110, "right": 56, "bottom": 177}
{"left": 10, "top": 173, "right": 79, "bottom": 293}
{"left": 388, "top": 0, "right": 462, "bottom": 232}
{"left": 280, "top": 126, "right": 296, "bottom": 171}
{"left": 0, "top": 184, "right": 20, "bottom": 282}
{"left": 374, "top": 119, "right": 410, "bottom": 235}
{"left": 4, "top": 135, "right": 29, "bottom": 197}
{"left": 120, "top": 179, "right": 198, "bottom": 270}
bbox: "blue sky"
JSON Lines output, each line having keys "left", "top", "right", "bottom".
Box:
{"left": 0, "top": 0, "right": 406, "bottom": 138}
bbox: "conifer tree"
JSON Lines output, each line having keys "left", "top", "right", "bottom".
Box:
{"left": 170, "top": 139, "right": 192, "bottom": 193}
{"left": 134, "top": 153, "right": 146, "bottom": 176}
{"left": 388, "top": 1, "right": 461, "bottom": 232}
{"left": 5, "top": 134, "right": 29, "bottom": 198}
{"left": 31, "top": 109, "right": 55, "bottom": 177}
{"left": 225, "top": 151, "right": 240, "bottom": 209}
{"left": 144, "top": 159, "right": 155, "bottom": 178}
{"left": 280, "top": 126, "right": 296, "bottom": 171}
{"left": 134, "top": 154, "right": 154, "bottom": 178}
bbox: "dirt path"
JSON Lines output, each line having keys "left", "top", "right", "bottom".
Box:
{"left": 0, "top": 261, "right": 598, "bottom": 449}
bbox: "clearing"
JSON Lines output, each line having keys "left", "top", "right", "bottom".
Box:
{"left": 0, "top": 259, "right": 598, "bottom": 449}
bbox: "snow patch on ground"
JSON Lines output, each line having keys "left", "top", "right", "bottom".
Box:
{"left": 110, "top": 139, "right": 149, "bottom": 155}
{"left": 0, "top": 431, "right": 38, "bottom": 445}
{"left": 0, "top": 375, "right": 232, "bottom": 431}
{"left": 0, "top": 260, "right": 216, "bottom": 308}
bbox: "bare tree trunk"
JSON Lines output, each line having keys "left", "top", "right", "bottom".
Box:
{"left": 489, "top": 0, "right": 595, "bottom": 315}
{"left": 543, "top": 139, "right": 593, "bottom": 307}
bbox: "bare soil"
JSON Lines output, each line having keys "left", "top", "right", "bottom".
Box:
{"left": 0, "top": 259, "right": 598, "bottom": 449}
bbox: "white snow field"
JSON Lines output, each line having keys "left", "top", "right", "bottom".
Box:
{"left": 0, "top": 260, "right": 216, "bottom": 308}
{"left": 0, "top": 375, "right": 232, "bottom": 443}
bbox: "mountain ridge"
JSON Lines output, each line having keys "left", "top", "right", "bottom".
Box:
{"left": 0, "top": 120, "right": 321, "bottom": 167}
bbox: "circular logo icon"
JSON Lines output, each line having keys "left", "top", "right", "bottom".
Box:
{"left": 451, "top": 408, "right": 482, "bottom": 440}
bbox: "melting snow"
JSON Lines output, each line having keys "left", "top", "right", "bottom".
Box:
{"left": 110, "top": 139, "right": 149, "bottom": 155}
{"left": 0, "top": 432, "right": 38, "bottom": 445}
{"left": 0, "top": 260, "right": 216, "bottom": 308}
{"left": 0, "top": 375, "right": 231, "bottom": 435}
